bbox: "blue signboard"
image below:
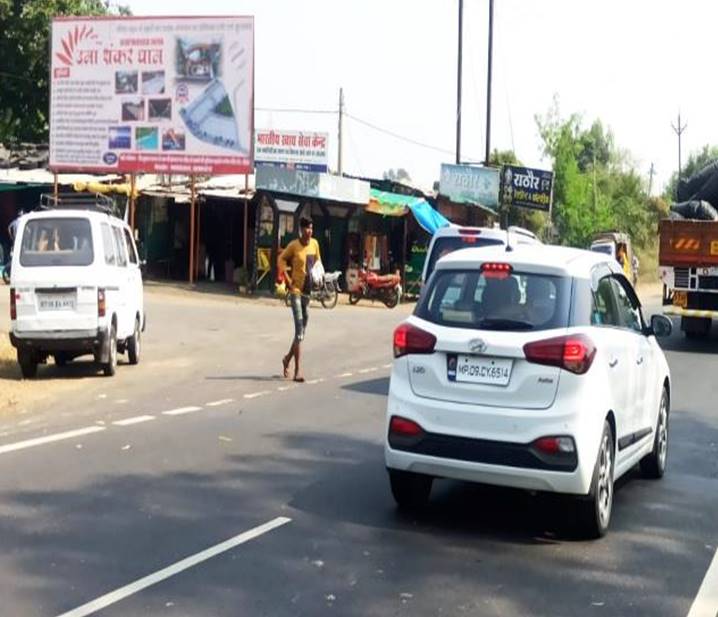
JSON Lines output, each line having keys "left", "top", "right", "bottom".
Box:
{"left": 439, "top": 164, "right": 500, "bottom": 211}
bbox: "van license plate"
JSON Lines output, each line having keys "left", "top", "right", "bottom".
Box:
{"left": 39, "top": 295, "right": 76, "bottom": 311}
{"left": 449, "top": 355, "right": 513, "bottom": 386}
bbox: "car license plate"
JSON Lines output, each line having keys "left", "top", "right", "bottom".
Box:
{"left": 39, "top": 294, "right": 76, "bottom": 311}
{"left": 448, "top": 355, "right": 513, "bottom": 386}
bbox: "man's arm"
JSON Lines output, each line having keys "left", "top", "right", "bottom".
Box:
{"left": 278, "top": 243, "right": 293, "bottom": 284}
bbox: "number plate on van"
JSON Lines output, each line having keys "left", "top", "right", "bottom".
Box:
{"left": 39, "top": 294, "right": 76, "bottom": 311}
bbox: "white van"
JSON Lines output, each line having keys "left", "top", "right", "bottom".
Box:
{"left": 9, "top": 204, "right": 144, "bottom": 378}
{"left": 421, "top": 225, "right": 540, "bottom": 283}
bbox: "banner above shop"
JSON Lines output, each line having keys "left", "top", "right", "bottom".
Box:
{"left": 501, "top": 165, "right": 553, "bottom": 212}
{"left": 439, "top": 164, "right": 500, "bottom": 211}
{"left": 255, "top": 130, "right": 329, "bottom": 172}
{"left": 256, "top": 166, "right": 369, "bottom": 205}
{"left": 49, "top": 15, "right": 254, "bottom": 175}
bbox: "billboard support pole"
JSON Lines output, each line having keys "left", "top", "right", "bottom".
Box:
{"left": 53, "top": 173, "right": 59, "bottom": 202}
{"left": 189, "top": 175, "right": 196, "bottom": 285}
{"left": 243, "top": 173, "right": 249, "bottom": 268}
{"left": 196, "top": 193, "right": 202, "bottom": 281}
{"left": 129, "top": 173, "right": 136, "bottom": 231}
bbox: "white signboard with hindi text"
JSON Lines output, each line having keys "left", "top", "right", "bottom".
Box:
{"left": 49, "top": 16, "right": 254, "bottom": 175}
{"left": 255, "top": 130, "right": 329, "bottom": 172}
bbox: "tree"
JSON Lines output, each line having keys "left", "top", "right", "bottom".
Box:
{"left": 0, "top": 1, "right": 129, "bottom": 144}
{"left": 383, "top": 168, "right": 412, "bottom": 183}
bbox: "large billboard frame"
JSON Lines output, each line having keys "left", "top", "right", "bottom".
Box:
{"left": 48, "top": 15, "right": 255, "bottom": 175}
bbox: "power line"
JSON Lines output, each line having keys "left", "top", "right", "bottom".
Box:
{"left": 344, "top": 111, "right": 455, "bottom": 156}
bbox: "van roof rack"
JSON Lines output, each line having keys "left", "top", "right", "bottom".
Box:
{"left": 39, "top": 192, "right": 118, "bottom": 216}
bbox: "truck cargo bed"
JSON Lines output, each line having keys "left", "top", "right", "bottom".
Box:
{"left": 659, "top": 219, "right": 718, "bottom": 266}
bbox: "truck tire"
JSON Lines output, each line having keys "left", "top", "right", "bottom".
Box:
{"left": 681, "top": 316, "right": 711, "bottom": 338}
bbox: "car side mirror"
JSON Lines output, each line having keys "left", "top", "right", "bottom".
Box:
{"left": 650, "top": 314, "right": 672, "bottom": 338}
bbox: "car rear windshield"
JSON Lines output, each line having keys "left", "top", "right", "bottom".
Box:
{"left": 20, "top": 218, "right": 94, "bottom": 267}
{"left": 425, "top": 236, "right": 504, "bottom": 280}
{"left": 416, "top": 269, "right": 572, "bottom": 331}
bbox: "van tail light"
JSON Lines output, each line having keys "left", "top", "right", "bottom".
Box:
{"left": 10, "top": 288, "right": 16, "bottom": 320}
{"left": 97, "top": 288, "right": 106, "bottom": 318}
{"left": 523, "top": 334, "right": 596, "bottom": 375}
{"left": 389, "top": 416, "right": 424, "bottom": 438}
{"left": 393, "top": 323, "right": 436, "bottom": 358}
{"left": 481, "top": 262, "right": 512, "bottom": 279}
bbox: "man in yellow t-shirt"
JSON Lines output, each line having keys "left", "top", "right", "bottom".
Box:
{"left": 278, "top": 217, "right": 322, "bottom": 382}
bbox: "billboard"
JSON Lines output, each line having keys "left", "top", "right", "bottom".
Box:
{"left": 49, "top": 16, "right": 254, "bottom": 175}
{"left": 255, "top": 130, "right": 329, "bottom": 172}
{"left": 255, "top": 167, "right": 370, "bottom": 205}
{"left": 439, "top": 164, "right": 500, "bottom": 211}
{"left": 501, "top": 165, "right": 553, "bottom": 212}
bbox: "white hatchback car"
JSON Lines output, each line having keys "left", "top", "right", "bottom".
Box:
{"left": 386, "top": 244, "right": 672, "bottom": 537}
{"left": 9, "top": 206, "right": 144, "bottom": 378}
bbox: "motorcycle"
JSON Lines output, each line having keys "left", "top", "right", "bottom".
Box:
{"left": 348, "top": 267, "right": 402, "bottom": 308}
{"left": 283, "top": 271, "right": 342, "bottom": 309}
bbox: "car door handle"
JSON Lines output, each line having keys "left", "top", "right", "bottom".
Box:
{"left": 609, "top": 357, "right": 618, "bottom": 368}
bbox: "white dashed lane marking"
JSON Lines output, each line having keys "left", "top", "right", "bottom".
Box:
{"left": 687, "top": 546, "right": 718, "bottom": 617}
{"left": 243, "top": 391, "right": 271, "bottom": 399}
{"left": 0, "top": 426, "right": 106, "bottom": 456}
{"left": 161, "top": 406, "right": 203, "bottom": 416}
{"left": 112, "top": 415, "right": 156, "bottom": 427}
{"left": 358, "top": 367, "right": 378, "bottom": 374}
{"left": 206, "top": 399, "right": 234, "bottom": 407}
{"left": 55, "top": 516, "right": 292, "bottom": 617}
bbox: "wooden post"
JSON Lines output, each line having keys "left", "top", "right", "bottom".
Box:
{"left": 243, "top": 173, "right": 249, "bottom": 267}
{"left": 53, "top": 172, "right": 59, "bottom": 202}
{"left": 196, "top": 197, "right": 201, "bottom": 280}
{"left": 189, "top": 175, "right": 196, "bottom": 284}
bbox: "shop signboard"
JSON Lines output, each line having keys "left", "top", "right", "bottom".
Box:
{"left": 49, "top": 15, "right": 254, "bottom": 174}
{"left": 254, "top": 130, "right": 329, "bottom": 172}
{"left": 439, "top": 164, "right": 500, "bottom": 211}
{"left": 256, "top": 166, "right": 369, "bottom": 205}
{"left": 501, "top": 165, "right": 553, "bottom": 212}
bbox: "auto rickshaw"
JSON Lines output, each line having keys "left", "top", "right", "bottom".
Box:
{"left": 590, "top": 231, "right": 638, "bottom": 285}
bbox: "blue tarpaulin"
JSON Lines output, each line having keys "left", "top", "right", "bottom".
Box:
{"left": 367, "top": 188, "right": 451, "bottom": 235}
{"left": 408, "top": 200, "right": 451, "bottom": 235}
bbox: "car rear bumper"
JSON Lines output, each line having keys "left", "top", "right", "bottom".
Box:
{"left": 10, "top": 328, "right": 108, "bottom": 353}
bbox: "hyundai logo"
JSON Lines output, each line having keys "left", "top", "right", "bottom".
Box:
{"left": 469, "top": 338, "right": 487, "bottom": 354}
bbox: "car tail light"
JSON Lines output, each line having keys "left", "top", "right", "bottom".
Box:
{"left": 10, "top": 288, "right": 16, "bottom": 320}
{"left": 393, "top": 323, "right": 436, "bottom": 358}
{"left": 532, "top": 436, "right": 576, "bottom": 455}
{"left": 389, "top": 416, "right": 424, "bottom": 437}
{"left": 459, "top": 228, "right": 482, "bottom": 235}
{"left": 523, "top": 334, "right": 596, "bottom": 375}
{"left": 97, "top": 288, "right": 106, "bottom": 318}
{"left": 481, "top": 262, "right": 512, "bottom": 279}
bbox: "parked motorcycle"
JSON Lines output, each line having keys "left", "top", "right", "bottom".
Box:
{"left": 348, "top": 268, "right": 401, "bottom": 308}
{"left": 284, "top": 271, "right": 342, "bottom": 309}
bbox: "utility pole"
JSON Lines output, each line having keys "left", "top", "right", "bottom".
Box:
{"left": 485, "top": 0, "right": 494, "bottom": 165}
{"left": 456, "top": 0, "right": 463, "bottom": 165}
{"left": 671, "top": 112, "right": 687, "bottom": 195}
{"left": 648, "top": 162, "right": 655, "bottom": 197}
{"left": 338, "top": 87, "right": 344, "bottom": 175}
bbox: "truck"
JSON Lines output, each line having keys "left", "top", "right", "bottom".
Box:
{"left": 659, "top": 218, "right": 718, "bottom": 338}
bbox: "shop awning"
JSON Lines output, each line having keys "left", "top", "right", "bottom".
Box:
{"left": 367, "top": 189, "right": 451, "bottom": 235}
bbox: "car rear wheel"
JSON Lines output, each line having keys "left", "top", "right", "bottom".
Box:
{"left": 389, "top": 469, "right": 433, "bottom": 511}
{"left": 102, "top": 325, "right": 118, "bottom": 377}
{"left": 18, "top": 350, "right": 37, "bottom": 379}
{"left": 127, "top": 317, "right": 141, "bottom": 365}
{"left": 575, "top": 421, "right": 614, "bottom": 539}
{"left": 640, "top": 388, "right": 669, "bottom": 479}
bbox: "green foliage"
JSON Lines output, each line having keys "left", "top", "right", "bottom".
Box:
{"left": 535, "top": 98, "right": 662, "bottom": 250}
{"left": 0, "top": 0, "right": 129, "bottom": 144}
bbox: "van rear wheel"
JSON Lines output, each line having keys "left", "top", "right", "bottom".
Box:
{"left": 102, "top": 325, "right": 118, "bottom": 377}
{"left": 18, "top": 350, "right": 37, "bottom": 379}
{"left": 127, "top": 317, "right": 141, "bottom": 365}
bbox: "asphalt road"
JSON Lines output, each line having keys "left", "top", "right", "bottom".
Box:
{"left": 0, "top": 285, "right": 716, "bottom": 616}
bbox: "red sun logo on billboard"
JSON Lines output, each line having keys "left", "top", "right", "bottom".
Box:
{"left": 55, "top": 24, "right": 99, "bottom": 66}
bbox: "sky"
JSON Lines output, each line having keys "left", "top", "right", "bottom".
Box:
{"left": 122, "top": 0, "right": 718, "bottom": 195}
